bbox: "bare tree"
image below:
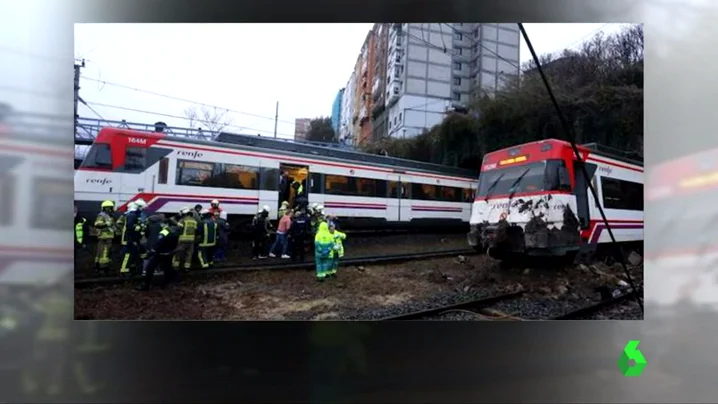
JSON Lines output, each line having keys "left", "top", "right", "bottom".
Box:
{"left": 182, "top": 106, "right": 232, "bottom": 137}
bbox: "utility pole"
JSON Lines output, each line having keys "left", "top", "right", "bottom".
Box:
{"left": 273, "top": 101, "right": 279, "bottom": 138}
{"left": 73, "top": 58, "right": 85, "bottom": 138}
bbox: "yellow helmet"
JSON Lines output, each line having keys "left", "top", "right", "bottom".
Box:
{"left": 101, "top": 200, "right": 115, "bottom": 209}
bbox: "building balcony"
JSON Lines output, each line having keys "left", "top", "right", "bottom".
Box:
{"left": 358, "top": 106, "right": 368, "bottom": 121}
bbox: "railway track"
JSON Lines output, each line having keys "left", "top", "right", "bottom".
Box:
{"left": 380, "top": 287, "right": 643, "bottom": 321}
{"left": 74, "top": 248, "right": 477, "bottom": 287}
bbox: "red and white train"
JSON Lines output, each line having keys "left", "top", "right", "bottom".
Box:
{"left": 467, "top": 139, "right": 644, "bottom": 260}
{"left": 645, "top": 147, "right": 718, "bottom": 309}
{"left": 74, "top": 127, "right": 479, "bottom": 231}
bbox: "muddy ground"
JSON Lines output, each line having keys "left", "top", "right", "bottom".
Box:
{"left": 74, "top": 233, "right": 469, "bottom": 279}
{"left": 74, "top": 252, "right": 644, "bottom": 320}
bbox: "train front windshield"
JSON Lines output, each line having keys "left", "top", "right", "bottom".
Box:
{"left": 476, "top": 160, "right": 566, "bottom": 198}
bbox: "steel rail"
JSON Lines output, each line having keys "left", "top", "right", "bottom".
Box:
{"left": 75, "top": 248, "right": 477, "bottom": 287}
{"left": 379, "top": 290, "right": 525, "bottom": 321}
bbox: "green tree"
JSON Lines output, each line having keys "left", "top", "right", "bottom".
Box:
{"left": 363, "top": 24, "right": 644, "bottom": 167}
{"left": 306, "top": 117, "right": 337, "bottom": 143}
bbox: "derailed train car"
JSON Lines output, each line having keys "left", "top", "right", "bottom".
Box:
{"left": 74, "top": 127, "right": 479, "bottom": 232}
{"left": 468, "top": 139, "right": 643, "bottom": 261}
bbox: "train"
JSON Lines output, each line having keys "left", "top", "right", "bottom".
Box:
{"left": 0, "top": 120, "right": 74, "bottom": 285}
{"left": 467, "top": 139, "right": 644, "bottom": 261}
{"left": 645, "top": 147, "right": 718, "bottom": 309}
{"left": 74, "top": 127, "right": 479, "bottom": 232}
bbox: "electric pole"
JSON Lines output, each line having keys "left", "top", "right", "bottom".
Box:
{"left": 273, "top": 101, "right": 279, "bottom": 138}
{"left": 74, "top": 58, "right": 85, "bottom": 138}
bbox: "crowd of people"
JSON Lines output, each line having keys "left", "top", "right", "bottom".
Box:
{"left": 74, "top": 197, "right": 348, "bottom": 291}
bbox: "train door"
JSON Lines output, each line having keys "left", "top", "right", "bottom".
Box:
{"left": 278, "top": 163, "right": 309, "bottom": 212}
{"left": 386, "top": 174, "right": 409, "bottom": 223}
{"left": 572, "top": 160, "right": 596, "bottom": 230}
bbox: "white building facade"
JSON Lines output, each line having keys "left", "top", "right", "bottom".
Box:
{"left": 385, "top": 23, "right": 520, "bottom": 139}
{"left": 339, "top": 71, "right": 356, "bottom": 143}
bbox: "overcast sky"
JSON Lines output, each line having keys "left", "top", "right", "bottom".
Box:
{"left": 70, "top": 23, "right": 625, "bottom": 140}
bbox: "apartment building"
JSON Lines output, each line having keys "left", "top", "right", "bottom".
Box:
{"left": 331, "top": 88, "right": 344, "bottom": 135}
{"left": 355, "top": 30, "right": 376, "bottom": 147}
{"left": 371, "top": 23, "right": 390, "bottom": 142}
{"left": 294, "top": 118, "right": 311, "bottom": 141}
{"left": 339, "top": 73, "right": 355, "bottom": 143}
{"left": 384, "top": 23, "right": 521, "bottom": 139}
{"left": 351, "top": 54, "right": 362, "bottom": 143}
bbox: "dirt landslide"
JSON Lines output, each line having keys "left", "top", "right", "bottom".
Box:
{"left": 73, "top": 233, "right": 468, "bottom": 279}
{"left": 74, "top": 252, "right": 644, "bottom": 320}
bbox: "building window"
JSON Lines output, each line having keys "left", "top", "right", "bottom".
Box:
{"left": 453, "top": 32, "right": 462, "bottom": 40}
{"left": 453, "top": 48, "right": 463, "bottom": 56}
{"left": 398, "top": 112, "right": 402, "bottom": 122}
{"left": 453, "top": 62, "right": 462, "bottom": 71}
{"left": 474, "top": 29, "right": 479, "bottom": 38}
{"left": 453, "top": 77, "right": 461, "bottom": 86}
{"left": 452, "top": 91, "right": 461, "bottom": 101}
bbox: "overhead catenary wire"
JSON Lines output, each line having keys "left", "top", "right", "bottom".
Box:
{"left": 516, "top": 23, "right": 644, "bottom": 314}
{"left": 80, "top": 76, "right": 297, "bottom": 126}
{"left": 82, "top": 101, "right": 294, "bottom": 138}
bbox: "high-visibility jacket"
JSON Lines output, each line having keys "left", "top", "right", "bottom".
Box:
{"left": 93, "top": 212, "right": 115, "bottom": 240}
{"left": 314, "top": 223, "right": 334, "bottom": 259}
{"left": 331, "top": 230, "right": 347, "bottom": 258}
{"left": 120, "top": 211, "right": 142, "bottom": 246}
{"left": 176, "top": 215, "right": 198, "bottom": 242}
{"left": 196, "top": 219, "right": 217, "bottom": 247}
{"left": 74, "top": 216, "right": 87, "bottom": 247}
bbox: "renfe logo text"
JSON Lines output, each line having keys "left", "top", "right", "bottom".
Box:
{"left": 86, "top": 178, "right": 111, "bottom": 186}
{"left": 177, "top": 150, "right": 203, "bottom": 159}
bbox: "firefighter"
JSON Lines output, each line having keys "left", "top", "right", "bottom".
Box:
{"left": 214, "top": 211, "right": 230, "bottom": 262}
{"left": 289, "top": 208, "right": 310, "bottom": 262}
{"left": 118, "top": 202, "right": 142, "bottom": 276}
{"left": 192, "top": 204, "right": 202, "bottom": 222}
{"left": 134, "top": 198, "right": 149, "bottom": 261}
{"left": 328, "top": 223, "right": 346, "bottom": 278}
{"left": 209, "top": 199, "right": 222, "bottom": 218}
{"left": 93, "top": 200, "right": 115, "bottom": 273}
{"left": 314, "top": 222, "right": 334, "bottom": 282}
{"left": 172, "top": 207, "right": 198, "bottom": 273}
{"left": 251, "top": 206, "right": 272, "bottom": 259}
{"left": 74, "top": 204, "right": 88, "bottom": 269}
{"left": 195, "top": 209, "right": 217, "bottom": 269}
{"left": 137, "top": 216, "right": 180, "bottom": 291}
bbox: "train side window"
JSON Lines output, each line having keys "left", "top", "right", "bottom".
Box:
{"left": 310, "top": 172, "right": 322, "bottom": 194}
{"left": 260, "top": 168, "right": 279, "bottom": 191}
{"left": 374, "top": 179, "right": 387, "bottom": 198}
{"left": 176, "top": 160, "right": 216, "bottom": 187}
{"left": 439, "top": 186, "right": 462, "bottom": 202}
{"left": 411, "top": 183, "right": 439, "bottom": 201}
{"left": 601, "top": 177, "right": 643, "bottom": 211}
{"left": 158, "top": 158, "right": 169, "bottom": 184}
{"left": 81, "top": 143, "right": 112, "bottom": 169}
{"left": 32, "top": 177, "right": 74, "bottom": 230}
{"left": 355, "top": 178, "right": 376, "bottom": 197}
{"left": 0, "top": 175, "right": 13, "bottom": 225}
{"left": 388, "top": 181, "right": 400, "bottom": 198}
{"left": 124, "top": 147, "right": 146, "bottom": 172}
{"left": 463, "top": 188, "right": 475, "bottom": 202}
{"left": 223, "top": 164, "right": 259, "bottom": 189}
{"left": 325, "top": 175, "right": 350, "bottom": 195}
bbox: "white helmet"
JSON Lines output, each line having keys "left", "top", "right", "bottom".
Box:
{"left": 127, "top": 202, "right": 138, "bottom": 212}
{"left": 211, "top": 199, "right": 220, "bottom": 206}
{"left": 317, "top": 205, "right": 325, "bottom": 211}
{"left": 258, "top": 208, "right": 264, "bottom": 213}
{"left": 311, "top": 203, "right": 319, "bottom": 209}
{"left": 200, "top": 209, "right": 210, "bottom": 215}
{"left": 134, "top": 198, "right": 147, "bottom": 209}
{"left": 219, "top": 211, "right": 228, "bottom": 220}
{"left": 262, "top": 205, "right": 270, "bottom": 212}
{"left": 179, "top": 207, "right": 190, "bottom": 215}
